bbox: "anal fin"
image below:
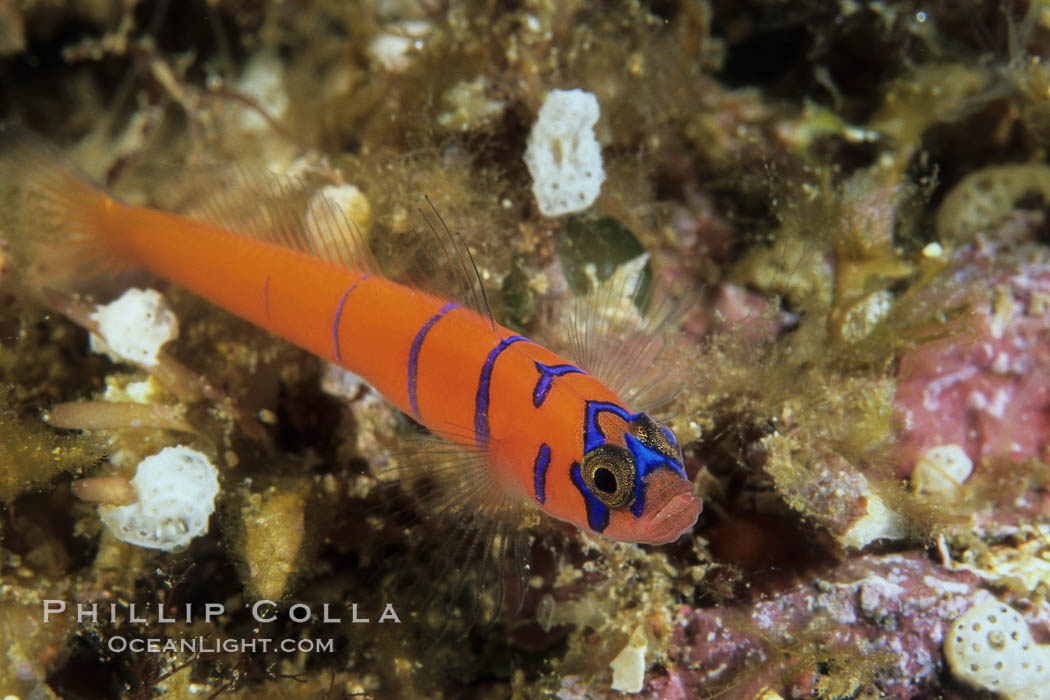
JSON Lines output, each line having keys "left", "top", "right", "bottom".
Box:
{"left": 365, "top": 425, "right": 533, "bottom": 640}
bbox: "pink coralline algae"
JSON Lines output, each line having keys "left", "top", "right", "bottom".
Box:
{"left": 893, "top": 237, "right": 1050, "bottom": 479}
{"left": 644, "top": 552, "right": 983, "bottom": 700}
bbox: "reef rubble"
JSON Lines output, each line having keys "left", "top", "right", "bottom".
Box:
{"left": 0, "top": 1, "right": 1049, "bottom": 698}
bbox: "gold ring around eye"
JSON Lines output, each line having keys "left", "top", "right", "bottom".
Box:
{"left": 581, "top": 444, "right": 635, "bottom": 509}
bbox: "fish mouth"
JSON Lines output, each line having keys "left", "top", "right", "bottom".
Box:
{"left": 635, "top": 471, "right": 702, "bottom": 544}
{"left": 642, "top": 491, "right": 703, "bottom": 544}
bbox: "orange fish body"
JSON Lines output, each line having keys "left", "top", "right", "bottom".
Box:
{"left": 1, "top": 131, "right": 701, "bottom": 545}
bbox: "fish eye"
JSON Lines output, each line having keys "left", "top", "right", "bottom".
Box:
{"left": 629, "top": 414, "right": 681, "bottom": 462}
{"left": 581, "top": 444, "right": 635, "bottom": 509}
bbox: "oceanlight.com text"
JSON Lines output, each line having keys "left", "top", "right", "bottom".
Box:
{"left": 107, "top": 636, "right": 336, "bottom": 654}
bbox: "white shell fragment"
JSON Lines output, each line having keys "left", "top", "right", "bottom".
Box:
{"left": 99, "top": 446, "right": 220, "bottom": 552}
{"left": 838, "top": 489, "right": 907, "bottom": 549}
{"left": 89, "top": 288, "right": 178, "bottom": 368}
{"left": 369, "top": 20, "right": 432, "bottom": 72}
{"left": 840, "top": 289, "right": 892, "bottom": 342}
{"left": 912, "top": 444, "right": 973, "bottom": 497}
{"left": 609, "top": 627, "right": 648, "bottom": 693}
{"left": 437, "top": 76, "right": 506, "bottom": 131}
{"left": 944, "top": 598, "right": 1050, "bottom": 700}
{"left": 524, "top": 88, "right": 605, "bottom": 217}
{"left": 305, "top": 183, "right": 373, "bottom": 255}
{"left": 234, "top": 51, "right": 289, "bottom": 133}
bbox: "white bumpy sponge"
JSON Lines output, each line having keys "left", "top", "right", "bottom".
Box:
{"left": 90, "top": 288, "right": 179, "bottom": 368}
{"left": 524, "top": 88, "right": 605, "bottom": 217}
{"left": 944, "top": 597, "right": 1050, "bottom": 699}
{"left": 100, "top": 446, "right": 220, "bottom": 552}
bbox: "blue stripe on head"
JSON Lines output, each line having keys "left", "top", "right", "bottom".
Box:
{"left": 532, "top": 362, "right": 585, "bottom": 407}
{"left": 407, "top": 302, "right": 456, "bottom": 420}
{"left": 473, "top": 335, "right": 528, "bottom": 447}
{"left": 569, "top": 461, "right": 609, "bottom": 532}
{"left": 533, "top": 443, "right": 551, "bottom": 504}
{"left": 582, "top": 401, "right": 638, "bottom": 453}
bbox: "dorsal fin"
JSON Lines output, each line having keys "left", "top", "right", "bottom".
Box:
{"left": 559, "top": 254, "right": 697, "bottom": 412}
{"left": 399, "top": 197, "right": 497, "bottom": 325}
{"left": 167, "top": 164, "right": 381, "bottom": 276}
{"left": 169, "top": 165, "right": 496, "bottom": 321}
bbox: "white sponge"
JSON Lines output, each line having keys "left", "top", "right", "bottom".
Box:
{"left": 99, "top": 446, "right": 220, "bottom": 552}
{"left": 524, "top": 88, "right": 605, "bottom": 217}
{"left": 944, "top": 597, "right": 1050, "bottom": 699}
{"left": 90, "top": 288, "right": 178, "bottom": 368}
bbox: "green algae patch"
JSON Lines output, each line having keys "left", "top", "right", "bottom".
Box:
{"left": 558, "top": 215, "right": 652, "bottom": 298}
{"left": 0, "top": 401, "right": 104, "bottom": 502}
{"left": 499, "top": 254, "right": 537, "bottom": 328}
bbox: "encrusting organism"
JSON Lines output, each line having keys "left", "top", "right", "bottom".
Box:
{"left": 87, "top": 287, "right": 179, "bottom": 368}
{"left": 944, "top": 597, "right": 1050, "bottom": 699}
{"left": 76, "top": 445, "right": 221, "bottom": 552}
{"left": 524, "top": 88, "right": 606, "bottom": 217}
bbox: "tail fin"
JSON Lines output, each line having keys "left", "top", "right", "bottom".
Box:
{"left": 0, "top": 125, "right": 125, "bottom": 289}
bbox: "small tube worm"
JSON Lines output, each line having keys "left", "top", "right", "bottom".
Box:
{"left": 47, "top": 401, "right": 195, "bottom": 432}
{"left": 72, "top": 474, "right": 135, "bottom": 506}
